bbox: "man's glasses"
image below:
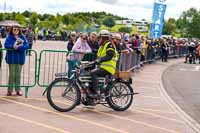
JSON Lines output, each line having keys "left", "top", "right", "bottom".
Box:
{"left": 90, "top": 35, "right": 96, "bottom": 38}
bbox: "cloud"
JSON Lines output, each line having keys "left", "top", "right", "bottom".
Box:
{"left": 0, "top": 0, "right": 200, "bottom": 20}
{"left": 45, "top": 3, "right": 69, "bottom": 9}
{"left": 95, "top": 0, "right": 118, "bottom": 4}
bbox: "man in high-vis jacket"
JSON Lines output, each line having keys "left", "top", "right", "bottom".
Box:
{"left": 90, "top": 30, "right": 118, "bottom": 98}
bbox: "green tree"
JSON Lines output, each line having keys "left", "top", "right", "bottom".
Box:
{"left": 40, "top": 13, "right": 51, "bottom": 21}
{"left": 30, "top": 12, "right": 38, "bottom": 26}
{"left": 62, "top": 14, "right": 70, "bottom": 25}
{"left": 11, "top": 12, "right": 17, "bottom": 20}
{"left": 39, "top": 20, "right": 52, "bottom": 29}
{"left": 103, "top": 16, "right": 115, "bottom": 28}
{"left": 22, "top": 10, "right": 31, "bottom": 18}
{"left": 0, "top": 13, "right": 3, "bottom": 21}
{"left": 163, "top": 18, "right": 176, "bottom": 35}
{"left": 47, "top": 15, "right": 55, "bottom": 21}
{"left": 15, "top": 14, "right": 27, "bottom": 26}
{"left": 56, "top": 13, "right": 62, "bottom": 22}
{"left": 4, "top": 13, "right": 12, "bottom": 20}
{"left": 118, "top": 27, "right": 132, "bottom": 33}
{"left": 176, "top": 8, "right": 200, "bottom": 38}
{"left": 0, "top": 11, "right": 127, "bottom": 33}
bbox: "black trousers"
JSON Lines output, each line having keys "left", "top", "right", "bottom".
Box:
{"left": 198, "top": 56, "right": 200, "bottom": 63}
{"left": 161, "top": 49, "right": 168, "bottom": 62}
{"left": 91, "top": 68, "right": 110, "bottom": 93}
{"left": 185, "top": 53, "right": 196, "bottom": 63}
{"left": 0, "top": 51, "right": 2, "bottom": 68}
{"left": 26, "top": 43, "right": 33, "bottom": 55}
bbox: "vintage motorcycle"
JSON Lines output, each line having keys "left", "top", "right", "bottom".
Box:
{"left": 46, "top": 61, "right": 134, "bottom": 112}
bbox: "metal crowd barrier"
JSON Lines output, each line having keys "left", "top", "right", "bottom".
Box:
{"left": 37, "top": 50, "right": 95, "bottom": 88}
{"left": 145, "top": 45, "right": 187, "bottom": 60}
{"left": 38, "top": 50, "right": 68, "bottom": 88}
{"left": 118, "top": 51, "right": 136, "bottom": 71}
{"left": 0, "top": 45, "right": 188, "bottom": 97}
{"left": 0, "top": 49, "right": 37, "bottom": 97}
{"left": 117, "top": 45, "right": 188, "bottom": 72}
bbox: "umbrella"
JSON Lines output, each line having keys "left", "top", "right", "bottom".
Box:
{"left": 0, "top": 20, "right": 21, "bottom": 27}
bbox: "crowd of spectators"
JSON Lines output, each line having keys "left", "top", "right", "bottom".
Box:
{"left": 1, "top": 26, "right": 200, "bottom": 96}
{"left": 66, "top": 31, "right": 200, "bottom": 67}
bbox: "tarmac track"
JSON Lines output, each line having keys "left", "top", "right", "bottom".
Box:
{"left": 162, "top": 62, "right": 200, "bottom": 130}
{"left": 0, "top": 40, "right": 197, "bottom": 133}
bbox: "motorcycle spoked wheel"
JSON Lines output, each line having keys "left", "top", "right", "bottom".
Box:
{"left": 106, "top": 81, "right": 133, "bottom": 111}
{"left": 47, "top": 78, "right": 81, "bottom": 112}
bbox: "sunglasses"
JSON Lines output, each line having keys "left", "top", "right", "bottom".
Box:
{"left": 71, "top": 35, "right": 76, "bottom": 37}
{"left": 115, "top": 38, "right": 121, "bottom": 41}
{"left": 13, "top": 28, "right": 19, "bottom": 31}
{"left": 82, "top": 38, "right": 87, "bottom": 40}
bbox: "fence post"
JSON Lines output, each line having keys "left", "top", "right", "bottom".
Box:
{"left": 25, "top": 87, "right": 29, "bottom": 98}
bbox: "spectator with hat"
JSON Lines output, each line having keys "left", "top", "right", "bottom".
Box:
{"left": 4, "top": 25, "right": 29, "bottom": 96}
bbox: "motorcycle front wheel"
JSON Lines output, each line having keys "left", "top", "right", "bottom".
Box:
{"left": 47, "top": 78, "right": 81, "bottom": 112}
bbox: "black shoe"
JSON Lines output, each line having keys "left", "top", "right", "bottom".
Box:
{"left": 184, "top": 61, "right": 187, "bottom": 63}
{"left": 89, "top": 89, "right": 103, "bottom": 98}
{"left": 76, "top": 101, "right": 80, "bottom": 106}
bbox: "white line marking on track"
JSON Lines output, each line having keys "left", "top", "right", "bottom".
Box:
{"left": 129, "top": 109, "right": 184, "bottom": 124}
{"left": 0, "top": 97, "right": 129, "bottom": 133}
{"left": 1, "top": 97, "right": 182, "bottom": 133}
{"left": 179, "top": 68, "right": 187, "bottom": 71}
{"left": 133, "top": 107, "right": 176, "bottom": 114}
{"left": 89, "top": 109, "right": 181, "bottom": 133}
{"left": 137, "top": 86, "right": 157, "bottom": 90}
{"left": 2, "top": 96, "right": 177, "bottom": 114}
{"left": 134, "top": 79, "right": 159, "bottom": 84}
{"left": 0, "top": 111, "right": 71, "bottom": 133}
{"left": 191, "top": 66, "right": 200, "bottom": 71}
{"left": 141, "top": 96, "right": 161, "bottom": 99}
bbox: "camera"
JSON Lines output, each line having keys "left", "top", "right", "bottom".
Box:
{"left": 16, "top": 38, "right": 24, "bottom": 45}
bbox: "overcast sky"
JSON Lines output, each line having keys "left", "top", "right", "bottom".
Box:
{"left": 0, "top": 0, "right": 199, "bottom": 20}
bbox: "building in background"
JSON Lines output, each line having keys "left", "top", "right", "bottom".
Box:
{"left": 115, "top": 19, "right": 149, "bottom": 32}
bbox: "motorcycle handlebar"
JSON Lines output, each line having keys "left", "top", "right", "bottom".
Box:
{"left": 79, "top": 61, "right": 95, "bottom": 69}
